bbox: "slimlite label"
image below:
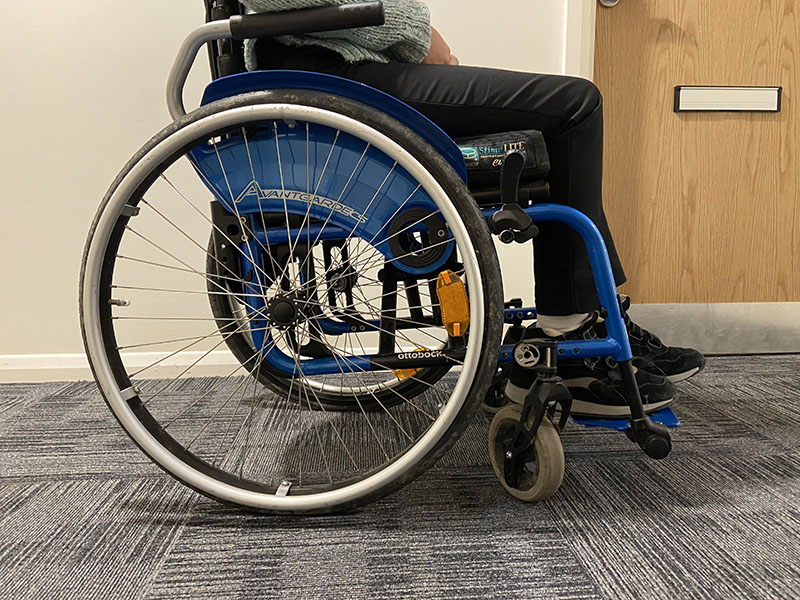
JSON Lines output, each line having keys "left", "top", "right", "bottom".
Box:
{"left": 458, "top": 140, "right": 528, "bottom": 169}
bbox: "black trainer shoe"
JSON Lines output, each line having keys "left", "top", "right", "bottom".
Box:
{"left": 528, "top": 316, "right": 676, "bottom": 418}
{"left": 600, "top": 295, "right": 706, "bottom": 384}
{"left": 558, "top": 355, "right": 676, "bottom": 418}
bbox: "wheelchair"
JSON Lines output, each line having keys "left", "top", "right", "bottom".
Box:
{"left": 80, "top": 0, "right": 676, "bottom": 513}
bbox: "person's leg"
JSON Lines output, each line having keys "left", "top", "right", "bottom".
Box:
{"left": 254, "top": 40, "right": 624, "bottom": 315}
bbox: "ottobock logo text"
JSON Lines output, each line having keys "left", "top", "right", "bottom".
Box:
{"left": 397, "top": 350, "right": 444, "bottom": 360}
{"left": 235, "top": 182, "right": 368, "bottom": 224}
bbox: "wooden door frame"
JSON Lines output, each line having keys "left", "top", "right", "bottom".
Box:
{"left": 565, "top": 0, "right": 597, "bottom": 79}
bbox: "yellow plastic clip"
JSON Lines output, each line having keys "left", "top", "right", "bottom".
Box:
{"left": 437, "top": 270, "right": 470, "bottom": 338}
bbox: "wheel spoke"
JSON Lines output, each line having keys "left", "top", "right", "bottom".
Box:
{"left": 299, "top": 328, "right": 441, "bottom": 422}
{"left": 174, "top": 167, "right": 285, "bottom": 281}
{"left": 292, "top": 141, "right": 371, "bottom": 286}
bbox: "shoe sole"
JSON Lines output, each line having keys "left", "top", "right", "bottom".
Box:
{"left": 569, "top": 397, "right": 673, "bottom": 418}
{"left": 666, "top": 366, "right": 701, "bottom": 384}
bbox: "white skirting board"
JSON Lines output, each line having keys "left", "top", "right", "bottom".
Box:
{"left": 2, "top": 303, "right": 799, "bottom": 382}
{"left": 625, "top": 302, "right": 800, "bottom": 355}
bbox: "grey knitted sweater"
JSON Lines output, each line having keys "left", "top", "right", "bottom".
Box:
{"left": 240, "top": 0, "right": 431, "bottom": 67}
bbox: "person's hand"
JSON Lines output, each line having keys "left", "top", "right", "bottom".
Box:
{"left": 423, "top": 26, "right": 459, "bottom": 66}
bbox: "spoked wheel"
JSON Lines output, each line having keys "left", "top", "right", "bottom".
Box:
{"left": 80, "top": 90, "right": 503, "bottom": 513}
{"left": 488, "top": 404, "right": 565, "bottom": 502}
{"left": 206, "top": 227, "right": 452, "bottom": 412}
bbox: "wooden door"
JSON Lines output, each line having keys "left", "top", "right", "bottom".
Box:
{"left": 594, "top": 1, "right": 799, "bottom": 303}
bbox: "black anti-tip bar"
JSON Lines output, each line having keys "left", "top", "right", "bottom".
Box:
{"left": 230, "top": 2, "right": 385, "bottom": 41}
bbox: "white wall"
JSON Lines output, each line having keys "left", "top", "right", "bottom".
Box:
{"left": 0, "top": 0, "right": 594, "bottom": 380}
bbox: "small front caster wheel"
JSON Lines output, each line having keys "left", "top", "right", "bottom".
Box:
{"left": 488, "top": 404, "right": 565, "bottom": 502}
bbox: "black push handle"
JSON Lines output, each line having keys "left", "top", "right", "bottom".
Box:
{"left": 230, "top": 1, "right": 385, "bottom": 41}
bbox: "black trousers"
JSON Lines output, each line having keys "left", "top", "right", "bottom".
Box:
{"left": 255, "top": 40, "right": 626, "bottom": 315}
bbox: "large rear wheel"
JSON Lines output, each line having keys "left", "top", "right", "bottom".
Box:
{"left": 80, "top": 91, "right": 503, "bottom": 513}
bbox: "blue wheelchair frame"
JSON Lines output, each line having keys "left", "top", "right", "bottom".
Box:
{"left": 199, "top": 71, "right": 635, "bottom": 378}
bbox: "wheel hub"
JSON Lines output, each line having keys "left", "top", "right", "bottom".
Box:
{"left": 267, "top": 295, "right": 301, "bottom": 328}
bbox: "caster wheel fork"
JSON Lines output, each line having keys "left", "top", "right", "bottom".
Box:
{"left": 487, "top": 338, "right": 572, "bottom": 502}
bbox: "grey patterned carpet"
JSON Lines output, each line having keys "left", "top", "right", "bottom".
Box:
{"left": 1, "top": 356, "right": 799, "bottom": 600}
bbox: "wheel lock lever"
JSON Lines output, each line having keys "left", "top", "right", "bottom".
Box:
{"left": 488, "top": 151, "right": 539, "bottom": 244}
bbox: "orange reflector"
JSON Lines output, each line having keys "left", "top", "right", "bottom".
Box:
{"left": 437, "top": 270, "right": 470, "bottom": 338}
{"left": 393, "top": 347, "right": 427, "bottom": 381}
{"left": 393, "top": 366, "right": 419, "bottom": 381}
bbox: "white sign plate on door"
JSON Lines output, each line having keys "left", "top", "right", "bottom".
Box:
{"left": 674, "top": 86, "right": 782, "bottom": 112}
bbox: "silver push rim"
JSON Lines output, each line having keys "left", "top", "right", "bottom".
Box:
{"left": 82, "top": 102, "right": 485, "bottom": 511}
